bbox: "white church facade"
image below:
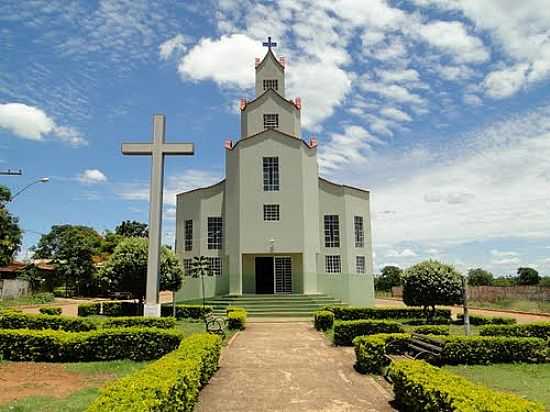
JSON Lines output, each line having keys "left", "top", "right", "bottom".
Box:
{"left": 175, "top": 42, "right": 374, "bottom": 305}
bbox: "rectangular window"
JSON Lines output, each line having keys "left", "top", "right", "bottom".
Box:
{"left": 207, "top": 217, "right": 223, "bottom": 249}
{"left": 356, "top": 256, "right": 366, "bottom": 274}
{"left": 263, "top": 113, "right": 279, "bottom": 129}
{"left": 263, "top": 79, "right": 278, "bottom": 91}
{"left": 207, "top": 257, "right": 222, "bottom": 276}
{"left": 324, "top": 215, "right": 340, "bottom": 248}
{"left": 354, "top": 216, "right": 364, "bottom": 248}
{"left": 263, "top": 204, "right": 280, "bottom": 221}
{"left": 183, "top": 258, "right": 193, "bottom": 276}
{"left": 325, "top": 255, "right": 341, "bottom": 273}
{"left": 263, "top": 157, "right": 279, "bottom": 191}
{"left": 184, "top": 219, "right": 193, "bottom": 251}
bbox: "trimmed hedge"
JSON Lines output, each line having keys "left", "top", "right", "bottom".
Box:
{"left": 78, "top": 303, "right": 100, "bottom": 317}
{"left": 227, "top": 310, "right": 247, "bottom": 330}
{"left": 225, "top": 306, "right": 246, "bottom": 314}
{"left": 0, "top": 327, "right": 182, "bottom": 362}
{"left": 399, "top": 317, "right": 450, "bottom": 325}
{"left": 39, "top": 306, "right": 63, "bottom": 316}
{"left": 313, "top": 310, "right": 334, "bottom": 331}
{"left": 87, "top": 333, "right": 222, "bottom": 412}
{"left": 457, "top": 313, "right": 516, "bottom": 325}
{"left": 0, "top": 312, "right": 96, "bottom": 332}
{"left": 412, "top": 325, "right": 449, "bottom": 335}
{"left": 435, "top": 335, "right": 548, "bottom": 365}
{"left": 334, "top": 319, "right": 404, "bottom": 346}
{"left": 479, "top": 322, "right": 550, "bottom": 339}
{"left": 322, "top": 306, "right": 451, "bottom": 321}
{"left": 102, "top": 317, "right": 176, "bottom": 329}
{"left": 353, "top": 333, "right": 411, "bottom": 374}
{"left": 102, "top": 301, "right": 141, "bottom": 317}
{"left": 161, "top": 304, "right": 213, "bottom": 319}
{"left": 388, "top": 359, "right": 544, "bottom": 412}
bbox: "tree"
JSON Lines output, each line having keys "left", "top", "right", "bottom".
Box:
{"left": 402, "top": 260, "right": 463, "bottom": 319}
{"left": 99, "top": 230, "right": 124, "bottom": 254}
{"left": 99, "top": 237, "right": 183, "bottom": 302}
{"left": 467, "top": 268, "right": 494, "bottom": 286}
{"left": 34, "top": 225, "right": 103, "bottom": 258}
{"left": 493, "top": 276, "right": 516, "bottom": 287}
{"left": 517, "top": 267, "right": 540, "bottom": 285}
{"left": 0, "top": 185, "right": 22, "bottom": 266}
{"left": 191, "top": 256, "right": 213, "bottom": 307}
{"left": 539, "top": 277, "right": 550, "bottom": 288}
{"left": 375, "top": 265, "right": 402, "bottom": 291}
{"left": 115, "top": 220, "right": 148, "bottom": 238}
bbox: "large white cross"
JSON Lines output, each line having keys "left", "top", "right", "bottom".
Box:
{"left": 122, "top": 114, "right": 194, "bottom": 317}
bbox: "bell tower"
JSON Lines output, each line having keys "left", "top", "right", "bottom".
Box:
{"left": 254, "top": 37, "right": 286, "bottom": 98}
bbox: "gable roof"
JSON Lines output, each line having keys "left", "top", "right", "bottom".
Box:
{"left": 256, "top": 48, "right": 285, "bottom": 72}
{"left": 240, "top": 87, "right": 299, "bottom": 112}
{"left": 229, "top": 128, "right": 314, "bottom": 151}
{"left": 319, "top": 177, "right": 370, "bottom": 194}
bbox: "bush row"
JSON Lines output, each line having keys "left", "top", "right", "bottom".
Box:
{"left": 388, "top": 359, "right": 544, "bottom": 412}
{"left": 161, "top": 304, "right": 213, "bottom": 320}
{"left": 227, "top": 309, "right": 247, "bottom": 330}
{"left": 78, "top": 303, "right": 100, "bottom": 317}
{"left": 457, "top": 313, "right": 516, "bottom": 325}
{"left": 0, "top": 311, "right": 175, "bottom": 331}
{"left": 102, "top": 302, "right": 142, "bottom": 317}
{"left": 225, "top": 306, "right": 246, "bottom": 314}
{"left": 0, "top": 327, "right": 182, "bottom": 362}
{"left": 87, "top": 333, "right": 222, "bottom": 412}
{"left": 412, "top": 325, "right": 449, "bottom": 335}
{"left": 313, "top": 310, "right": 334, "bottom": 331}
{"left": 353, "top": 333, "right": 411, "bottom": 373}
{"left": 39, "top": 306, "right": 63, "bottom": 316}
{"left": 479, "top": 322, "right": 550, "bottom": 339}
{"left": 322, "top": 305, "right": 451, "bottom": 321}
{"left": 334, "top": 319, "right": 404, "bottom": 346}
{"left": 77, "top": 302, "right": 213, "bottom": 320}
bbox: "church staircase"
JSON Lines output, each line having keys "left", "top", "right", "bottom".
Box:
{"left": 203, "top": 294, "right": 343, "bottom": 318}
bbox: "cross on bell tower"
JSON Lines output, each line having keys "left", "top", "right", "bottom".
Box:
{"left": 262, "top": 36, "right": 277, "bottom": 50}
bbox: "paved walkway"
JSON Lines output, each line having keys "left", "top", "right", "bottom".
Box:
{"left": 197, "top": 322, "right": 395, "bottom": 412}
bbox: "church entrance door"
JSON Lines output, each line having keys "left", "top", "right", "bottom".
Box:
{"left": 255, "top": 257, "right": 274, "bottom": 294}
{"left": 274, "top": 257, "right": 292, "bottom": 293}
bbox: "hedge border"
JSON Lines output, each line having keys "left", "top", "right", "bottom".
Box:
{"left": 322, "top": 306, "right": 451, "bottom": 321}
{"left": 353, "top": 333, "right": 411, "bottom": 374}
{"left": 227, "top": 310, "right": 247, "bottom": 330}
{"left": 334, "top": 319, "right": 404, "bottom": 346}
{"left": 161, "top": 304, "right": 213, "bottom": 320}
{"left": 479, "top": 322, "right": 550, "bottom": 339}
{"left": 313, "top": 310, "right": 334, "bottom": 331}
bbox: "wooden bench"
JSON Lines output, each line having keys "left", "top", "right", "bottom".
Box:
{"left": 204, "top": 313, "right": 225, "bottom": 338}
{"left": 407, "top": 333, "right": 443, "bottom": 361}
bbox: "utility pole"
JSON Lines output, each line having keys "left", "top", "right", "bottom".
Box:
{"left": 462, "top": 276, "right": 471, "bottom": 336}
{"left": 0, "top": 169, "right": 22, "bottom": 176}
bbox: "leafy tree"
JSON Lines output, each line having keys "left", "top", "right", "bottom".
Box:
{"left": 402, "top": 260, "right": 463, "bottom": 320}
{"left": 0, "top": 185, "right": 22, "bottom": 266}
{"left": 375, "top": 265, "right": 403, "bottom": 291}
{"left": 517, "top": 267, "right": 540, "bottom": 285}
{"left": 99, "top": 237, "right": 183, "bottom": 302}
{"left": 99, "top": 230, "right": 125, "bottom": 254}
{"left": 539, "top": 277, "right": 550, "bottom": 288}
{"left": 191, "top": 256, "right": 213, "bottom": 307}
{"left": 467, "top": 268, "right": 494, "bottom": 286}
{"left": 34, "top": 225, "right": 103, "bottom": 258}
{"left": 493, "top": 276, "right": 516, "bottom": 287}
{"left": 115, "top": 220, "right": 148, "bottom": 238}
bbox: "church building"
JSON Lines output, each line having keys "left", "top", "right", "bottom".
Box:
{"left": 175, "top": 40, "right": 374, "bottom": 305}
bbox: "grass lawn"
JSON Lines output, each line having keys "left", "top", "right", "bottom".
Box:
{"left": 469, "top": 298, "right": 550, "bottom": 314}
{"left": 444, "top": 363, "right": 550, "bottom": 409}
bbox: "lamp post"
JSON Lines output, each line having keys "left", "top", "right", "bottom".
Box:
{"left": 462, "top": 275, "right": 471, "bottom": 336}
{"left": 9, "top": 177, "right": 49, "bottom": 202}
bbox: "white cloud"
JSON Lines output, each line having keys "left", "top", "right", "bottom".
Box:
{"left": 159, "top": 34, "right": 189, "bottom": 60}
{"left": 490, "top": 250, "right": 519, "bottom": 258}
{"left": 0, "top": 103, "right": 86, "bottom": 145}
{"left": 484, "top": 64, "right": 529, "bottom": 99}
{"left": 377, "top": 68, "right": 420, "bottom": 84}
{"left": 463, "top": 94, "right": 482, "bottom": 106}
{"left": 360, "top": 80, "right": 425, "bottom": 106}
{"left": 381, "top": 107, "right": 412, "bottom": 122}
{"left": 386, "top": 248, "right": 417, "bottom": 258}
{"left": 491, "top": 257, "right": 521, "bottom": 266}
{"left": 78, "top": 169, "right": 107, "bottom": 184}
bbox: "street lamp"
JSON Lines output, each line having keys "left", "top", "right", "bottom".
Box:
{"left": 9, "top": 177, "right": 49, "bottom": 202}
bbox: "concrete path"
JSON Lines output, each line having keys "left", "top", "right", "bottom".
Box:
{"left": 197, "top": 322, "right": 395, "bottom": 412}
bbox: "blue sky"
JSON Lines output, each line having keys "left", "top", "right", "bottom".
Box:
{"left": 1, "top": 0, "right": 550, "bottom": 276}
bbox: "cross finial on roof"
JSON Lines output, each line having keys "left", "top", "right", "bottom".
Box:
{"left": 262, "top": 36, "right": 277, "bottom": 50}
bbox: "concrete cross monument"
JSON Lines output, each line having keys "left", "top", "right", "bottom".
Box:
{"left": 122, "top": 114, "right": 194, "bottom": 317}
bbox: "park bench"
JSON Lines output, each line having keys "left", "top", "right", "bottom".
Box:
{"left": 204, "top": 313, "right": 225, "bottom": 338}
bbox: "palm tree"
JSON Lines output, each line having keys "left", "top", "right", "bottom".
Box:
{"left": 191, "top": 256, "right": 212, "bottom": 307}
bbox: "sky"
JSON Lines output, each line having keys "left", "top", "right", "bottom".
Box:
{"left": 1, "top": 0, "right": 550, "bottom": 276}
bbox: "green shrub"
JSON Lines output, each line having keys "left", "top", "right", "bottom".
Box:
{"left": 322, "top": 306, "right": 451, "bottom": 321}
{"left": 399, "top": 317, "right": 450, "bottom": 325}
{"left": 313, "top": 310, "right": 334, "bottom": 331}
{"left": 102, "top": 316, "right": 176, "bottom": 329}
{"left": 333, "top": 319, "right": 404, "bottom": 346}
{"left": 161, "top": 304, "right": 213, "bottom": 319}
{"left": 87, "top": 333, "right": 222, "bottom": 412}
{"left": 78, "top": 303, "right": 100, "bottom": 317}
{"left": 227, "top": 310, "right": 247, "bottom": 330}
{"left": 479, "top": 322, "right": 550, "bottom": 339}
{"left": 457, "top": 313, "right": 516, "bottom": 325}
{"left": 388, "top": 359, "right": 544, "bottom": 412}
{"left": 0, "top": 312, "right": 96, "bottom": 332}
{"left": 0, "top": 327, "right": 182, "bottom": 362}
{"left": 39, "top": 306, "right": 63, "bottom": 316}
{"left": 225, "top": 306, "right": 246, "bottom": 314}
{"left": 30, "top": 292, "right": 55, "bottom": 304}
{"left": 435, "top": 335, "right": 547, "bottom": 365}
{"left": 102, "top": 301, "right": 141, "bottom": 317}
{"left": 353, "top": 333, "right": 410, "bottom": 374}
{"left": 412, "top": 325, "right": 449, "bottom": 335}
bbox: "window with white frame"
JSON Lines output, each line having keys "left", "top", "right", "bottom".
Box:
{"left": 207, "top": 217, "right": 223, "bottom": 249}
{"left": 184, "top": 219, "right": 193, "bottom": 251}
{"left": 263, "top": 204, "right": 280, "bottom": 221}
{"left": 354, "top": 216, "right": 364, "bottom": 248}
{"left": 263, "top": 79, "right": 278, "bottom": 91}
{"left": 183, "top": 258, "right": 192, "bottom": 276}
{"left": 325, "top": 255, "right": 341, "bottom": 273}
{"left": 324, "top": 215, "right": 340, "bottom": 248}
{"left": 207, "top": 257, "right": 222, "bottom": 276}
{"left": 356, "top": 256, "right": 366, "bottom": 274}
{"left": 263, "top": 113, "right": 279, "bottom": 129}
{"left": 263, "top": 157, "right": 279, "bottom": 191}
